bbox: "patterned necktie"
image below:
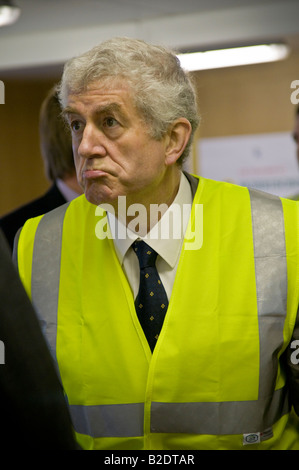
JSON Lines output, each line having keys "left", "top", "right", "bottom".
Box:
{"left": 133, "top": 240, "right": 169, "bottom": 352}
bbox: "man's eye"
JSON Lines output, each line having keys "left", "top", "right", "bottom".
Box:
{"left": 104, "top": 117, "right": 119, "bottom": 128}
{"left": 70, "top": 120, "right": 83, "bottom": 132}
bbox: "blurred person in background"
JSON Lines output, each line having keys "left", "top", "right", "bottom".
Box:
{"left": 0, "top": 85, "right": 82, "bottom": 251}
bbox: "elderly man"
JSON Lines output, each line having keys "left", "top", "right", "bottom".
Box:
{"left": 14, "top": 37, "right": 299, "bottom": 450}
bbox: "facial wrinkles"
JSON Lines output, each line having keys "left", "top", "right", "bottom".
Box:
{"left": 65, "top": 82, "right": 171, "bottom": 208}
{"left": 67, "top": 95, "right": 126, "bottom": 169}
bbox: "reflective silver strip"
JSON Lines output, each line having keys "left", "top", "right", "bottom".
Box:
{"left": 31, "top": 203, "right": 70, "bottom": 358}
{"left": 151, "top": 388, "right": 289, "bottom": 434}
{"left": 151, "top": 188, "right": 289, "bottom": 435}
{"left": 69, "top": 403, "right": 144, "bottom": 438}
{"left": 249, "top": 189, "right": 287, "bottom": 398}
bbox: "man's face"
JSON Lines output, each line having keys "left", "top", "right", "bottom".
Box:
{"left": 64, "top": 80, "right": 170, "bottom": 209}
{"left": 293, "top": 114, "right": 299, "bottom": 166}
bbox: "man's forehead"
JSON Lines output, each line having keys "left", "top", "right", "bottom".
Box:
{"left": 64, "top": 79, "right": 133, "bottom": 111}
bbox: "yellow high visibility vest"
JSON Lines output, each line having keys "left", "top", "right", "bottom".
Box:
{"left": 16, "top": 176, "right": 299, "bottom": 450}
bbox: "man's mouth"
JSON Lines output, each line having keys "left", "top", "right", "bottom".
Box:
{"left": 83, "top": 169, "right": 109, "bottom": 179}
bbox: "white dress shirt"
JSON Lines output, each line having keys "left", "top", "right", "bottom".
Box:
{"left": 56, "top": 178, "right": 80, "bottom": 202}
{"left": 107, "top": 172, "right": 193, "bottom": 300}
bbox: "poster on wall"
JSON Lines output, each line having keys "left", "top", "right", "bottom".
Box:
{"left": 197, "top": 132, "right": 299, "bottom": 198}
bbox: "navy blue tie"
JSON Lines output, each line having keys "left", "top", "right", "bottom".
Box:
{"left": 133, "top": 240, "right": 168, "bottom": 352}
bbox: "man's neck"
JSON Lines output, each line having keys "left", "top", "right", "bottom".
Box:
{"left": 116, "top": 169, "right": 182, "bottom": 236}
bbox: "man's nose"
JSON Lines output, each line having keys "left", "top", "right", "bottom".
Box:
{"left": 78, "top": 124, "right": 106, "bottom": 159}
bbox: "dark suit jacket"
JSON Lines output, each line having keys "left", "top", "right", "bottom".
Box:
{"left": 0, "top": 229, "right": 77, "bottom": 449}
{"left": 0, "top": 184, "right": 66, "bottom": 251}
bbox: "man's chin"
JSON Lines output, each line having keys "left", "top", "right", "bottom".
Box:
{"left": 84, "top": 186, "right": 120, "bottom": 208}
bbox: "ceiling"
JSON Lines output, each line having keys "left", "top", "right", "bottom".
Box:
{"left": 1, "top": 0, "right": 299, "bottom": 77}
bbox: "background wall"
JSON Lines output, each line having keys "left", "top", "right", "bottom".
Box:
{"left": 0, "top": 78, "right": 59, "bottom": 215}
{"left": 0, "top": 47, "right": 298, "bottom": 216}
{"left": 193, "top": 47, "right": 299, "bottom": 173}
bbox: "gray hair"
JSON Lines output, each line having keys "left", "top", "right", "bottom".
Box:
{"left": 58, "top": 37, "right": 200, "bottom": 164}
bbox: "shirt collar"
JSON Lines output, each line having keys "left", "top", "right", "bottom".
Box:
{"left": 56, "top": 178, "right": 81, "bottom": 202}
{"left": 107, "top": 172, "right": 193, "bottom": 268}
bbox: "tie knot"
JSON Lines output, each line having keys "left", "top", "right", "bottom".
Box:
{"left": 133, "top": 241, "right": 158, "bottom": 269}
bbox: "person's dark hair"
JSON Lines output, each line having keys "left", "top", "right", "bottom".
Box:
{"left": 39, "top": 86, "right": 74, "bottom": 181}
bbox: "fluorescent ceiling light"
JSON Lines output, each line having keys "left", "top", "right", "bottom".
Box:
{"left": 0, "top": 2, "right": 20, "bottom": 27}
{"left": 177, "top": 44, "right": 290, "bottom": 72}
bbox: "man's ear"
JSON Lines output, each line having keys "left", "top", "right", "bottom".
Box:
{"left": 165, "top": 118, "right": 192, "bottom": 166}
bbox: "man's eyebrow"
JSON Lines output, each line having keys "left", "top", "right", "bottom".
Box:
{"left": 94, "top": 103, "right": 127, "bottom": 121}
{"left": 62, "top": 103, "right": 123, "bottom": 118}
{"left": 62, "top": 106, "right": 78, "bottom": 118}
